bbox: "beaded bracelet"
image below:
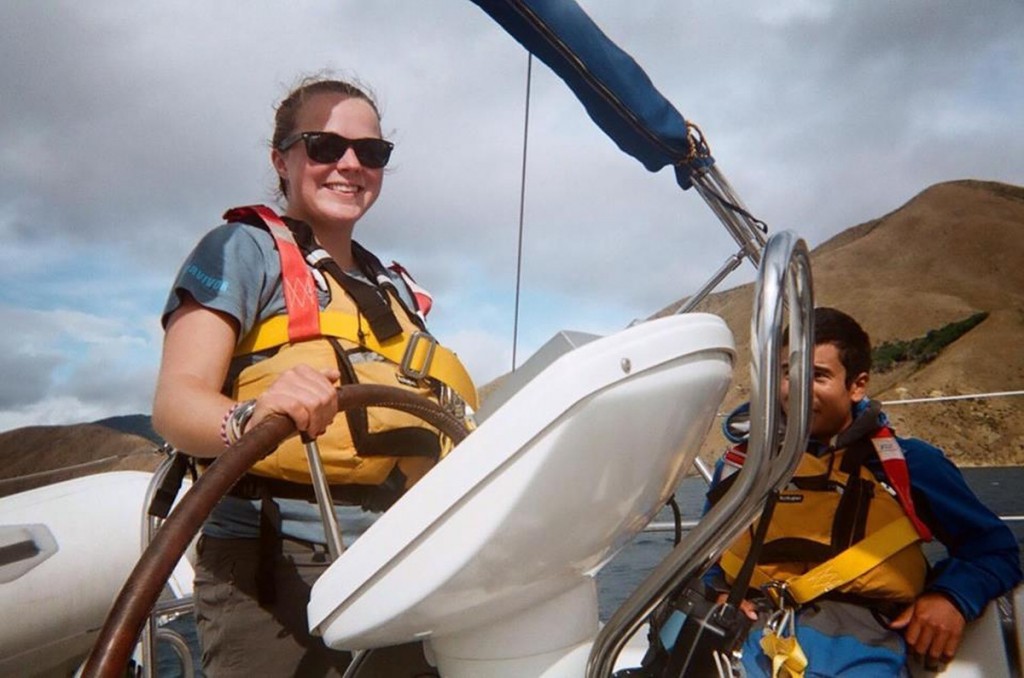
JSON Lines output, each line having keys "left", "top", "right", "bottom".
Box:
{"left": 219, "top": 399, "right": 257, "bottom": 446}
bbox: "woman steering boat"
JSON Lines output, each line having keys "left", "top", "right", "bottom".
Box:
{"left": 153, "top": 76, "right": 475, "bottom": 676}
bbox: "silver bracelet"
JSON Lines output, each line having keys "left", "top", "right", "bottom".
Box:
{"left": 224, "top": 399, "right": 257, "bottom": 446}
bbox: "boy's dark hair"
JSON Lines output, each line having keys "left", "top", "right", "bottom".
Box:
{"left": 814, "top": 307, "right": 871, "bottom": 386}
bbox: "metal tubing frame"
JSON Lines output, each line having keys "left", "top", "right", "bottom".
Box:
{"left": 692, "top": 457, "right": 715, "bottom": 485}
{"left": 586, "top": 230, "right": 814, "bottom": 677}
{"left": 671, "top": 165, "right": 770, "bottom": 314}
{"left": 154, "top": 628, "right": 195, "bottom": 678}
{"left": 671, "top": 249, "right": 746, "bottom": 315}
{"left": 304, "top": 438, "right": 347, "bottom": 561}
{"left": 693, "top": 165, "right": 768, "bottom": 267}
{"left": 140, "top": 452, "right": 195, "bottom": 678}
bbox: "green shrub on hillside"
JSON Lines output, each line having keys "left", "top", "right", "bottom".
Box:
{"left": 872, "top": 312, "right": 989, "bottom": 372}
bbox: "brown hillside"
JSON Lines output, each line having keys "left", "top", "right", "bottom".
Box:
{"left": 652, "top": 179, "right": 1024, "bottom": 467}
{"left": 0, "top": 424, "right": 163, "bottom": 497}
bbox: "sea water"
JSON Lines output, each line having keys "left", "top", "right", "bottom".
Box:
{"left": 157, "top": 467, "right": 1024, "bottom": 676}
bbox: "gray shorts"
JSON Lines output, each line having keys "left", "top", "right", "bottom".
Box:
{"left": 193, "top": 535, "right": 435, "bottom": 677}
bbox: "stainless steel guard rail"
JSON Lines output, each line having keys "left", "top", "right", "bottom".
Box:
{"left": 140, "top": 451, "right": 195, "bottom": 678}
{"left": 586, "top": 229, "right": 815, "bottom": 677}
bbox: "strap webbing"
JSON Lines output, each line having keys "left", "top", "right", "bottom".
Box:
{"left": 720, "top": 515, "right": 921, "bottom": 604}
{"left": 236, "top": 311, "right": 478, "bottom": 410}
{"left": 317, "top": 256, "right": 403, "bottom": 342}
{"left": 727, "top": 492, "right": 779, "bottom": 608}
{"left": 871, "top": 429, "right": 933, "bottom": 540}
{"left": 223, "top": 205, "right": 320, "bottom": 342}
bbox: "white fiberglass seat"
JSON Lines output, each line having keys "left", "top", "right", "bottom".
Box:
{"left": 308, "top": 314, "right": 734, "bottom": 676}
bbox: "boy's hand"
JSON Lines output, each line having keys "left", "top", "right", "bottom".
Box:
{"left": 889, "top": 593, "right": 966, "bottom": 668}
{"left": 715, "top": 593, "right": 759, "bottom": 620}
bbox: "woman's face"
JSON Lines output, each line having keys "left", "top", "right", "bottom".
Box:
{"left": 272, "top": 93, "right": 384, "bottom": 231}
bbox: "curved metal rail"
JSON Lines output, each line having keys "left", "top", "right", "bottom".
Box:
{"left": 139, "top": 451, "right": 193, "bottom": 678}
{"left": 586, "top": 230, "right": 814, "bottom": 677}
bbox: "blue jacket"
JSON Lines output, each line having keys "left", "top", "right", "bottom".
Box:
{"left": 867, "top": 435, "right": 1021, "bottom": 620}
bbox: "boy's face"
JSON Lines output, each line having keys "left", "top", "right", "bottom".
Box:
{"left": 782, "top": 342, "right": 869, "bottom": 441}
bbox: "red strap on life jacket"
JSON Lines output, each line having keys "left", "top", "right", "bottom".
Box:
{"left": 724, "top": 445, "right": 747, "bottom": 465}
{"left": 223, "top": 205, "right": 320, "bottom": 343}
{"left": 871, "top": 427, "right": 933, "bottom": 541}
{"left": 388, "top": 260, "right": 433, "bottom": 317}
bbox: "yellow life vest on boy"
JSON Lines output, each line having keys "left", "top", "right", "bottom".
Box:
{"left": 718, "top": 432, "right": 929, "bottom": 606}
{"left": 225, "top": 205, "right": 477, "bottom": 493}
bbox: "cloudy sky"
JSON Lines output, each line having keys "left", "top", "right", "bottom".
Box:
{"left": 1, "top": 1, "right": 1021, "bottom": 432}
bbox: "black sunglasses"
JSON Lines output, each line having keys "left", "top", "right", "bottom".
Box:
{"left": 278, "top": 131, "right": 394, "bottom": 169}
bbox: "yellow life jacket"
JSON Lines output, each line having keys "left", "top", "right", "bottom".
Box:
{"left": 719, "top": 440, "right": 929, "bottom": 606}
{"left": 224, "top": 205, "right": 476, "bottom": 492}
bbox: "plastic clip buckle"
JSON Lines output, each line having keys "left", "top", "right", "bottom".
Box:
{"left": 762, "top": 580, "right": 797, "bottom": 612}
{"left": 400, "top": 331, "right": 437, "bottom": 381}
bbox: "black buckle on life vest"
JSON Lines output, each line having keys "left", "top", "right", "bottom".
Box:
{"left": 400, "top": 331, "right": 437, "bottom": 381}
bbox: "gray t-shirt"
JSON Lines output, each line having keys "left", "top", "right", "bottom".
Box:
{"left": 162, "top": 221, "right": 418, "bottom": 337}
{"left": 163, "top": 221, "right": 419, "bottom": 543}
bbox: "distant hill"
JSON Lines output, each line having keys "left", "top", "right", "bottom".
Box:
{"left": 0, "top": 414, "right": 168, "bottom": 497}
{"left": 0, "top": 422, "right": 163, "bottom": 498}
{"left": 649, "top": 179, "right": 1024, "bottom": 467}
{"left": 94, "top": 414, "right": 163, "bottom": 445}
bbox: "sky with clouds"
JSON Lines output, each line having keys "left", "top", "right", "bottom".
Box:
{"left": 1, "top": 0, "right": 1021, "bottom": 432}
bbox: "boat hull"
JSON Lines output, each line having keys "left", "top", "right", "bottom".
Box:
{"left": 0, "top": 471, "right": 193, "bottom": 677}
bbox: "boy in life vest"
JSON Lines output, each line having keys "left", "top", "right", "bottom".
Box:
{"left": 704, "top": 307, "right": 1021, "bottom": 676}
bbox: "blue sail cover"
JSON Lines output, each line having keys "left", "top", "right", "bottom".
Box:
{"left": 468, "top": 0, "right": 714, "bottom": 189}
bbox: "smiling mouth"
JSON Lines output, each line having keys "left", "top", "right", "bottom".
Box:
{"left": 324, "top": 182, "right": 360, "bottom": 194}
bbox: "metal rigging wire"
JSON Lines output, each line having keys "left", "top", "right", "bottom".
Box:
{"left": 511, "top": 54, "right": 533, "bottom": 372}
